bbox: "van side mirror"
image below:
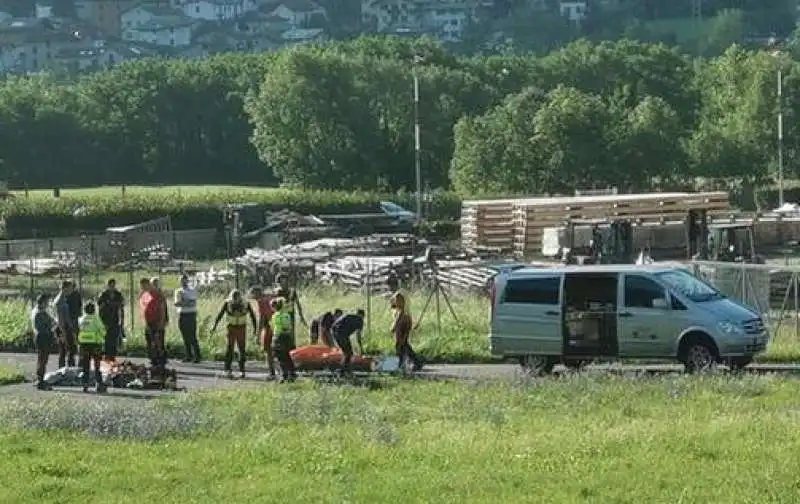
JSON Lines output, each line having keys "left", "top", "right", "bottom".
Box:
{"left": 651, "top": 298, "right": 668, "bottom": 310}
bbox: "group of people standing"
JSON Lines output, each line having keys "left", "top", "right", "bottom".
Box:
{"left": 31, "top": 278, "right": 126, "bottom": 391}
{"left": 30, "top": 271, "right": 424, "bottom": 391}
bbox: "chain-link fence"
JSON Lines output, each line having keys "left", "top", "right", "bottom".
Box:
{"left": 691, "top": 260, "right": 800, "bottom": 338}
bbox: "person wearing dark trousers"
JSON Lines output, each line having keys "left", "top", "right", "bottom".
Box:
{"left": 270, "top": 297, "right": 297, "bottom": 383}
{"left": 274, "top": 273, "right": 307, "bottom": 346}
{"left": 150, "top": 277, "right": 169, "bottom": 366}
{"left": 174, "top": 274, "right": 200, "bottom": 362}
{"left": 212, "top": 289, "right": 257, "bottom": 379}
{"left": 54, "top": 280, "right": 77, "bottom": 368}
{"left": 78, "top": 302, "right": 107, "bottom": 394}
{"left": 31, "top": 294, "right": 56, "bottom": 390}
{"left": 67, "top": 281, "right": 83, "bottom": 351}
{"left": 139, "top": 278, "right": 167, "bottom": 372}
{"left": 251, "top": 287, "right": 276, "bottom": 380}
{"left": 97, "top": 278, "right": 124, "bottom": 360}
{"left": 331, "top": 310, "right": 365, "bottom": 377}
{"left": 390, "top": 292, "right": 422, "bottom": 372}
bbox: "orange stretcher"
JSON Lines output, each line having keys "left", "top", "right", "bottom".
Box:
{"left": 290, "top": 344, "right": 375, "bottom": 372}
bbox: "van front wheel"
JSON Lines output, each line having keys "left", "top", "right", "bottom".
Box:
{"left": 682, "top": 342, "right": 717, "bottom": 374}
{"left": 520, "top": 355, "right": 554, "bottom": 376}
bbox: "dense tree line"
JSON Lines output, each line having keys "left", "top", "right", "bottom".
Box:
{"left": 0, "top": 36, "right": 797, "bottom": 201}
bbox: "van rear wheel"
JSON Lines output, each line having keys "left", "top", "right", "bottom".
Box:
{"left": 520, "top": 355, "right": 554, "bottom": 376}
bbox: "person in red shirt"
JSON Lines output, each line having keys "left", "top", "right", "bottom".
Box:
{"left": 139, "top": 278, "right": 166, "bottom": 373}
{"left": 250, "top": 286, "right": 276, "bottom": 379}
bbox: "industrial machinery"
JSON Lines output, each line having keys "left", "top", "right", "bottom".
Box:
{"left": 561, "top": 218, "right": 636, "bottom": 265}
{"left": 706, "top": 222, "right": 763, "bottom": 264}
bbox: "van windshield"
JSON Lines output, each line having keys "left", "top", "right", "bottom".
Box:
{"left": 655, "top": 269, "right": 724, "bottom": 303}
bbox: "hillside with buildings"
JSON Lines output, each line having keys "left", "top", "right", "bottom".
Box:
{"left": 0, "top": 0, "right": 794, "bottom": 75}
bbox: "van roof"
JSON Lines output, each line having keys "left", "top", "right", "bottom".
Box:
{"left": 511, "top": 264, "right": 676, "bottom": 275}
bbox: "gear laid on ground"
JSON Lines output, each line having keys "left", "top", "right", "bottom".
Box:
{"left": 100, "top": 359, "right": 180, "bottom": 390}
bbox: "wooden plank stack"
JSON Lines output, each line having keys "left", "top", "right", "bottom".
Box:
{"left": 461, "top": 192, "right": 732, "bottom": 257}
{"left": 460, "top": 199, "right": 516, "bottom": 251}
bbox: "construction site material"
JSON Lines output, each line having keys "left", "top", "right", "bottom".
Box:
{"left": 462, "top": 192, "right": 731, "bottom": 257}
{"left": 290, "top": 345, "right": 376, "bottom": 372}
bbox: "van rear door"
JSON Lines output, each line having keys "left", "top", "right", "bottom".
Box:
{"left": 490, "top": 273, "right": 563, "bottom": 358}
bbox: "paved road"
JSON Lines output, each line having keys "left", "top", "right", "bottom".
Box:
{"left": 2, "top": 353, "right": 800, "bottom": 400}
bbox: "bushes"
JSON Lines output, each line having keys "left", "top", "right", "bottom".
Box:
{"left": 0, "top": 188, "right": 463, "bottom": 238}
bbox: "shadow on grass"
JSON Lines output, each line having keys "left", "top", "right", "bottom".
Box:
{"left": 47, "top": 387, "right": 165, "bottom": 400}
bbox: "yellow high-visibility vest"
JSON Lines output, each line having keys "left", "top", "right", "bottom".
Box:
{"left": 226, "top": 303, "right": 248, "bottom": 326}
{"left": 271, "top": 311, "right": 291, "bottom": 335}
{"left": 78, "top": 314, "right": 105, "bottom": 345}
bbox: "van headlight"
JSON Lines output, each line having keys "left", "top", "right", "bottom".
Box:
{"left": 718, "top": 321, "right": 743, "bottom": 335}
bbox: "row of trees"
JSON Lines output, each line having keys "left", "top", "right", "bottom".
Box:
{"left": 0, "top": 37, "right": 796, "bottom": 197}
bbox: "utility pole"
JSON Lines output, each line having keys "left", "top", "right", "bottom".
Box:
{"left": 778, "top": 65, "right": 785, "bottom": 206}
{"left": 770, "top": 38, "right": 785, "bottom": 207}
{"left": 413, "top": 55, "right": 423, "bottom": 224}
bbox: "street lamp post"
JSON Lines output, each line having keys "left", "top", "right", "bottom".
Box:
{"left": 770, "top": 40, "right": 785, "bottom": 207}
{"left": 413, "top": 55, "right": 423, "bottom": 223}
{"left": 778, "top": 65, "right": 785, "bottom": 207}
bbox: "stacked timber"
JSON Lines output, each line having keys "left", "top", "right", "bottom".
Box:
{"left": 461, "top": 200, "right": 515, "bottom": 252}
{"left": 462, "top": 192, "right": 732, "bottom": 257}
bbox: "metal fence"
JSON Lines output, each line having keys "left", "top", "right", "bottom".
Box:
{"left": 691, "top": 260, "right": 800, "bottom": 338}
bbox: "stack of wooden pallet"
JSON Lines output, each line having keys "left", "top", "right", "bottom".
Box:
{"left": 461, "top": 192, "right": 731, "bottom": 257}
{"left": 460, "top": 199, "right": 516, "bottom": 251}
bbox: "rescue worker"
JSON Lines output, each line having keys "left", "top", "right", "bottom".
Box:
{"left": 390, "top": 292, "right": 422, "bottom": 372}
{"left": 66, "top": 279, "right": 83, "bottom": 343}
{"left": 97, "top": 278, "right": 124, "bottom": 360}
{"left": 151, "top": 277, "right": 169, "bottom": 335}
{"left": 273, "top": 273, "right": 306, "bottom": 343}
{"left": 31, "top": 293, "right": 56, "bottom": 390}
{"left": 139, "top": 278, "right": 167, "bottom": 372}
{"left": 250, "top": 286, "right": 276, "bottom": 380}
{"left": 78, "top": 302, "right": 107, "bottom": 393}
{"left": 270, "top": 297, "right": 297, "bottom": 383}
{"left": 53, "top": 280, "right": 77, "bottom": 368}
{"left": 331, "top": 309, "right": 365, "bottom": 376}
{"left": 174, "top": 274, "right": 201, "bottom": 363}
{"left": 309, "top": 309, "right": 342, "bottom": 346}
{"left": 212, "top": 289, "right": 257, "bottom": 379}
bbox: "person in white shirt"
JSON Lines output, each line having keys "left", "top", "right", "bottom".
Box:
{"left": 174, "top": 274, "right": 201, "bottom": 362}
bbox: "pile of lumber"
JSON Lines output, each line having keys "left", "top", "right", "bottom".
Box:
{"left": 462, "top": 192, "right": 731, "bottom": 257}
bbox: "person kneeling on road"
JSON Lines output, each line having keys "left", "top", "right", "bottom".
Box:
{"left": 271, "top": 297, "right": 297, "bottom": 383}
{"left": 78, "top": 302, "right": 107, "bottom": 393}
{"left": 331, "top": 309, "right": 365, "bottom": 377}
{"left": 212, "top": 289, "right": 257, "bottom": 379}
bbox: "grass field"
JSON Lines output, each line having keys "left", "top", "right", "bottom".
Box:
{"left": 0, "top": 375, "right": 798, "bottom": 503}
{"left": 0, "top": 365, "right": 24, "bottom": 385}
{"left": 0, "top": 282, "right": 799, "bottom": 364}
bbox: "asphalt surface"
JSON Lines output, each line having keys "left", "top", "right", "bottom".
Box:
{"left": 2, "top": 353, "right": 800, "bottom": 400}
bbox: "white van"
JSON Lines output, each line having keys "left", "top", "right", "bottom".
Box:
{"left": 490, "top": 265, "right": 769, "bottom": 374}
